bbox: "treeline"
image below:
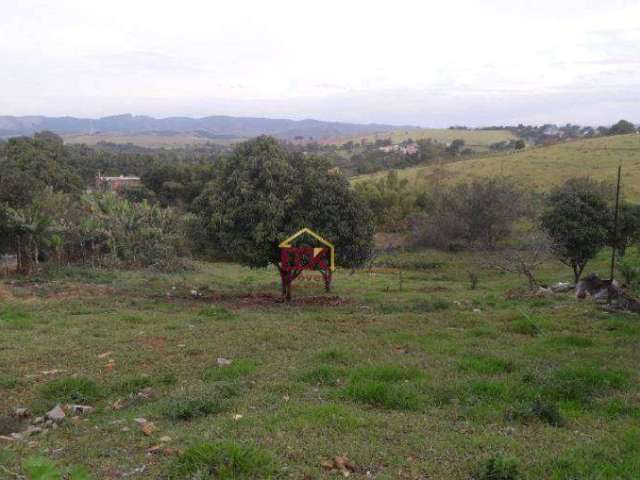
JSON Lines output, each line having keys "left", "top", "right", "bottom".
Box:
{"left": 480, "top": 119, "right": 638, "bottom": 145}
{"left": 357, "top": 170, "right": 640, "bottom": 283}
{"left": 0, "top": 133, "right": 374, "bottom": 275}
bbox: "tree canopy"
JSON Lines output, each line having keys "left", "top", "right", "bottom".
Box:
{"left": 194, "top": 136, "right": 374, "bottom": 269}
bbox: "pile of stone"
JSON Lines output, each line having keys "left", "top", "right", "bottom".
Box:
{"left": 0, "top": 404, "right": 94, "bottom": 442}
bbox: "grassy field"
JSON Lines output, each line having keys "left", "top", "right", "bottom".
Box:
{"left": 62, "top": 133, "right": 244, "bottom": 148}
{"left": 354, "top": 134, "right": 640, "bottom": 201}
{"left": 1, "top": 249, "right": 639, "bottom": 479}
{"left": 326, "top": 128, "right": 517, "bottom": 148}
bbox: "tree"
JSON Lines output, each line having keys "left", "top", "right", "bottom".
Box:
{"left": 608, "top": 119, "right": 637, "bottom": 136}
{"left": 446, "top": 139, "right": 465, "bottom": 156}
{"left": 412, "top": 178, "right": 527, "bottom": 250}
{"left": 194, "top": 136, "right": 374, "bottom": 295}
{"left": 514, "top": 139, "right": 526, "bottom": 150}
{"left": 609, "top": 202, "right": 640, "bottom": 256}
{"left": 540, "top": 178, "right": 610, "bottom": 283}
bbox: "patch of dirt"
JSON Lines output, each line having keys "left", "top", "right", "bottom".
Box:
{"left": 139, "top": 336, "right": 167, "bottom": 350}
{"left": 203, "top": 292, "right": 351, "bottom": 308}
{"left": 1, "top": 281, "right": 117, "bottom": 300}
{"left": 0, "top": 284, "right": 14, "bottom": 300}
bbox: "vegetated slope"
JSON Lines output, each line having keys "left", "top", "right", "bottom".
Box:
{"left": 354, "top": 134, "right": 640, "bottom": 201}
{"left": 62, "top": 132, "right": 240, "bottom": 148}
{"left": 0, "top": 114, "right": 410, "bottom": 141}
{"left": 327, "top": 128, "right": 517, "bottom": 146}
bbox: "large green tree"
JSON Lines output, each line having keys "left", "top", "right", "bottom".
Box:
{"left": 540, "top": 178, "right": 611, "bottom": 283}
{"left": 194, "top": 136, "right": 374, "bottom": 272}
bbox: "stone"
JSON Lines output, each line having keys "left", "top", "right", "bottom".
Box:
{"left": 67, "top": 405, "right": 95, "bottom": 415}
{"left": 46, "top": 405, "right": 65, "bottom": 422}
{"left": 13, "top": 408, "right": 31, "bottom": 419}
{"left": 217, "top": 357, "right": 233, "bottom": 366}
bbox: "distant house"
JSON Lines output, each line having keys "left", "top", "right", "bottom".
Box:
{"left": 95, "top": 174, "right": 141, "bottom": 192}
{"left": 378, "top": 143, "right": 418, "bottom": 155}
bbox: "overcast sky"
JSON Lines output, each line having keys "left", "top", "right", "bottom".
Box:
{"left": 2, "top": 0, "right": 639, "bottom": 126}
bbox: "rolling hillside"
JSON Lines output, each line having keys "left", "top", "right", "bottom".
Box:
{"left": 0, "top": 114, "right": 409, "bottom": 141}
{"left": 354, "top": 133, "right": 640, "bottom": 201}
{"left": 326, "top": 127, "right": 517, "bottom": 147}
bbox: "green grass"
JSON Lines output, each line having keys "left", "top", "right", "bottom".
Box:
{"left": 38, "top": 377, "right": 106, "bottom": 406}
{"left": 0, "top": 252, "right": 638, "bottom": 478}
{"left": 354, "top": 134, "right": 640, "bottom": 201}
{"left": 202, "top": 359, "right": 257, "bottom": 382}
{"left": 168, "top": 442, "right": 275, "bottom": 479}
{"left": 456, "top": 354, "right": 515, "bottom": 375}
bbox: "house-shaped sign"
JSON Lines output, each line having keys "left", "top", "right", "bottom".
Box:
{"left": 278, "top": 228, "right": 335, "bottom": 301}
{"left": 278, "top": 228, "right": 335, "bottom": 272}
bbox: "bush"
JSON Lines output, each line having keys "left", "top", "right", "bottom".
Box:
{"left": 412, "top": 178, "right": 528, "bottom": 250}
{"left": 168, "top": 442, "right": 275, "bottom": 479}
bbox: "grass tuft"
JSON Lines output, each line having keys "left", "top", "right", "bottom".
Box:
{"left": 505, "top": 399, "right": 564, "bottom": 427}
{"left": 163, "top": 383, "right": 241, "bottom": 421}
{"left": 39, "top": 377, "right": 105, "bottom": 405}
{"left": 168, "top": 441, "right": 275, "bottom": 479}
{"left": 344, "top": 380, "right": 421, "bottom": 411}
{"left": 541, "top": 366, "right": 629, "bottom": 404}
{"left": 471, "top": 455, "right": 522, "bottom": 480}
{"left": 457, "top": 354, "right": 515, "bottom": 375}
{"left": 510, "top": 317, "right": 541, "bottom": 336}
{"left": 202, "top": 359, "right": 257, "bottom": 382}
{"left": 300, "top": 365, "right": 348, "bottom": 386}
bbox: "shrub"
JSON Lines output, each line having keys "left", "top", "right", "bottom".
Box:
{"left": 168, "top": 442, "right": 275, "bottom": 479}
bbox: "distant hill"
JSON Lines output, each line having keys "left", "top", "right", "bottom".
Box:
{"left": 354, "top": 133, "right": 640, "bottom": 201}
{"left": 0, "top": 114, "right": 410, "bottom": 140}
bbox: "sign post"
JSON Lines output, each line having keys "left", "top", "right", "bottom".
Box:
{"left": 278, "top": 228, "right": 335, "bottom": 301}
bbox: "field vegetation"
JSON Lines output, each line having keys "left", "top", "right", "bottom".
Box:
{"left": 1, "top": 249, "right": 639, "bottom": 478}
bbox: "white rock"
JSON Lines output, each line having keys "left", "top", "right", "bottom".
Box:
{"left": 46, "top": 405, "right": 65, "bottom": 422}
{"left": 217, "top": 357, "right": 233, "bottom": 366}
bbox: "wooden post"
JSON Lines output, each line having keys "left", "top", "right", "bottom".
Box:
{"left": 609, "top": 166, "right": 622, "bottom": 304}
